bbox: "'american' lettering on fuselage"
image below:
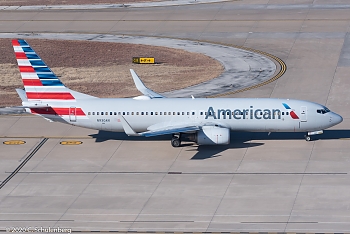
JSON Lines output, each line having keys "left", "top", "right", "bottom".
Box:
{"left": 205, "top": 106, "right": 284, "bottom": 120}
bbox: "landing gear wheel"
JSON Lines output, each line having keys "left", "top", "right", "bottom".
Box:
{"left": 171, "top": 138, "right": 181, "bottom": 147}
{"left": 305, "top": 135, "right": 312, "bottom": 142}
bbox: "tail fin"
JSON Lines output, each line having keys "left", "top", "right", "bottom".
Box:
{"left": 12, "top": 39, "right": 96, "bottom": 101}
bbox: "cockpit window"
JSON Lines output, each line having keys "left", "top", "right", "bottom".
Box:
{"left": 317, "top": 108, "right": 330, "bottom": 114}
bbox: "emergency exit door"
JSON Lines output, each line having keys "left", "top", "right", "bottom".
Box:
{"left": 69, "top": 107, "right": 77, "bottom": 122}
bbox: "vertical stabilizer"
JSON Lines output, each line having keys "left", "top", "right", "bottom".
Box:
{"left": 12, "top": 39, "right": 96, "bottom": 101}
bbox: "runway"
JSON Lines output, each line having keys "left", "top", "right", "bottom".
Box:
{"left": 1, "top": 0, "right": 350, "bottom": 232}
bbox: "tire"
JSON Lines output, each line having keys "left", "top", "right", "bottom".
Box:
{"left": 171, "top": 138, "right": 181, "bottom": 147}
{"left": 305, "top": 135, "right": 311, "bottom": 141}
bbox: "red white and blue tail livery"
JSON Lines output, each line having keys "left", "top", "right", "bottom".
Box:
{"left": 13, "top": 39, "right": 94, "bottom": 102}
{"left": 12, "top": 39, "right": 343, "bottom": 147}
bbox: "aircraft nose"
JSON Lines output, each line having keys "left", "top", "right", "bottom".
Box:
{"left": 332, "top": 113, "right": 343, "bottom": 125}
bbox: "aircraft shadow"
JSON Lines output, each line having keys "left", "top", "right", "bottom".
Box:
{"left": 187, "top": 142, "right": 264, "bottom": 160}
{"left": 89, "top": 130, "right": 350, "bottom": 160}
{"left": 90, "top": 129, "right": 350, "bottom": 142}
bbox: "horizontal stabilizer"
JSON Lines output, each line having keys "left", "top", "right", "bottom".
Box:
{"left": 16, "top": 89, "right": 28, "bottom": 102}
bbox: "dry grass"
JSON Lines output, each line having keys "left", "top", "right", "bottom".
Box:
{"left": 0, "top": 39, "right": 223, "bottom": 106}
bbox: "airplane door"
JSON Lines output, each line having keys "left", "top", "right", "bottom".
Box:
{"left": 69, "top": 107, "right": 77, "bottom": 122}
{"left": 300, "top": 106, "right": 307, "bottom": 122}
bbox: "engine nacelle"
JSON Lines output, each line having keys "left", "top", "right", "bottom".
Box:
{"left": 196, "top": 126, "right": 230, "bottom": 145}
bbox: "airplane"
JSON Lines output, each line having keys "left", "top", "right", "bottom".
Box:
{"left": 11, "top": 39, "right": 343, "bottom": 147}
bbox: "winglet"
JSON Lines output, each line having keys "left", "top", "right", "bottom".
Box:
{"left": 119, "top": 115, "right": 140, "bottom": 136}
{"left": 130, "top": 69, "right": 164, "bottom": 98}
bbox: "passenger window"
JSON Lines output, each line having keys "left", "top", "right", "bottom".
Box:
{"left": 282, "top": 112, "right": 284, "bottom": 115}
{"left": 131, "top": 112, "right": 134, "bottom": 115}
{"left": 177, "top": 112, "right": 180, "bottom": 115}
{"left": 105, "top": 112, "right": 108, "bottom": 115}
{"left": 160, "top": 112, "right": 162, "bottom": 115}
{"left": 92, "top": 112, "right": 95, "bottom": 115}
{"left": 173, "top": 112, "right": 176, "bottom": 115}
{"left": 286, "top": 112, "right": 289, "bottom": 115}
{"left": 136, "top": 112, "right": 139, "bottom": 115}
{"left": 164, "top": 112, "right": 167, "bottom": 115}
{"left": 122, "top": 112, "right": 125, "bottom": 115}
{"left": 110, "top": 112, "right": 113, "bottom": 115}
{"left": 200, "top": 112, "right": 203, "bottom": 115}
{"left": 187, "top": 112, "right": 189, "bottom": 115}
{"left": 169, "top": 112, "right": 171, "bottom": 115}
{"left": 192, "top": 112, "right": 195, "bottom": 115}
{"left": 151, "top": 112, "right": 153, "bottom": 115}
{"left": 88, "top": 112, "right": 91, "bottom": 115}
{"left": 141, "top": 112, "right": 144, "bottom": 115}
{"left": 146, "top": 112, "right": 148, "bottom": 115}
{"left": 97, "top": 112, "right": 99, "bottom": 115}
{"left": 114, "top": 112, "right": 116, "bottom": 115}
{"left": 155, "top": 112, "right": 158, "bottom": 115}
{"left": 101, "top": 112, "right": 104, "bottom": 115}
{"left": 127, "top": 112, "right": 129, "bottom": 115}
{"left": 182, "top": 112, "right": 184, "bottom": 115}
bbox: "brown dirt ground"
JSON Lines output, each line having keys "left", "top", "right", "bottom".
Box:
{"left": 1, "top": 39, "right": 223, "bottom": 106}
{"left": 0, "top": 0, "right": 160, "bottom": 6}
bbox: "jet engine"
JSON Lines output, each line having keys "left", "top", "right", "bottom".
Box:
{"left": 189, "top": 126, "right": 230, "bottom": 145}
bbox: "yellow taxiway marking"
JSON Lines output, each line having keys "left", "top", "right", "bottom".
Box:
{"left": 60, "top": 141, "right": 83, "bottom": 145}
{"left": 3, "top": 140, "right": 26, "bottom": 145}
{"left": 207, "top": 44, "right": 287, "bottom": 98}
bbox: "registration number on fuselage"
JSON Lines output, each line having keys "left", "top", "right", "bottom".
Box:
{"left": 97, "top": 119, "right": 110, "bottom": 122}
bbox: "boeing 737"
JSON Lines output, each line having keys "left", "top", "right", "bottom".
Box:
{"left": 11, "top": 39, "right": 343, "bottom": 147}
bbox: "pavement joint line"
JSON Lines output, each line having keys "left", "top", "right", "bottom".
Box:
{"left": 0, "top": 0, "right": 233, "bottom": 10}
{"left": 12, "top": 171, "right": 347, "bottom": 175}
{"left": 4, "top": 19, "right": 349, "bottom": 22}
{"left": 0, "top": 138, "right": 48, "bottom": 190}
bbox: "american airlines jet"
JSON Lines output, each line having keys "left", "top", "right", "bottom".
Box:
{"left": 12, "top": 39, "right": 343, "bottom": 147}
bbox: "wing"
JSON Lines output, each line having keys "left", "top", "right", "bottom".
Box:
{"left": 130, "top": 69, "right": 164, "bottom": 98}
{"left": 141, "top": 125, "right": 199, "bottom": 137}
{"left": 119, "top": 116, "right": 199, "bottom": 137}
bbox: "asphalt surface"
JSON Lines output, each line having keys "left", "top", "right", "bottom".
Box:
{"left": 1, "top": 0, "right": 350, "bottom": 233}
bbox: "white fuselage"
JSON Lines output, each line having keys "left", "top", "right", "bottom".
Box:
{"left": 32, "top": 98, "right": 343, "bottom": 133}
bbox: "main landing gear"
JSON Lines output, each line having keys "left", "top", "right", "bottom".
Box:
{"left": 171, "top": 133, "right": 181, "bottom": 147}
{"left": 304, "top": 135, "right": 312, "bottom": 142}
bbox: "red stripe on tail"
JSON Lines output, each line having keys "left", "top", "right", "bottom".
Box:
{"left": 19, "top": 66, "right": 35, "bottom": 72}
{"left": 26, "top": 92, "right": 75, "bottom": 100}
{"left": 23, "top": 79, "right": 43, "bottom": 86}
{"left": 15, "top": 52, "right": 27, "bottom": 59}
{"left": 12, "top": 40, "right": 20, "bottom": 46}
